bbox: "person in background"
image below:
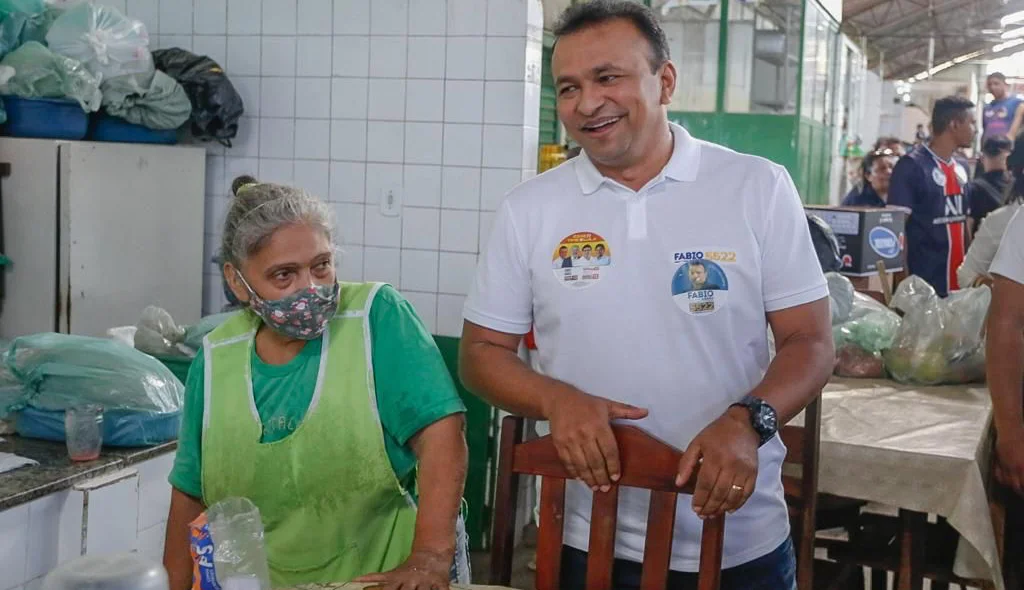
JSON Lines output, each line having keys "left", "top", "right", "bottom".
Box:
{"left": 958, "top": 138, "right": 1024, "bottom": 288}
{"left": 983, "top": 72, "right": 1023, "bottom": 143}
{"left": 876, "top": 135, "right": 907, "bottom": 157}
{"left": 459, "top": 2, "right": 834, "bottom": 589}
{"left": 888, "top": 95, "right": 976, "bottom": 297}
{"left": 915, "top": 124, "right": 929, "bottom": 145}
{"left": 968, "top": 135, "right": 1013, "bottom": 233}
{"left": 163, "top": 176, "right": 469, "bottom": 590}
{"left": 842, "top": 149, "right": 898, "bottom": 207}
{"left": 984, "top": 205, "right": 1024, "bottom": 585}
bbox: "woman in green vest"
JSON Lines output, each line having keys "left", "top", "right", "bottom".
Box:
{"left": 163, "top": 176, "right": 469, "bottom": 590}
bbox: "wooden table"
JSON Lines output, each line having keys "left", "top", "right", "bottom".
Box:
{"left": 802, "top": 378, "right": 1002, "bottom": 590}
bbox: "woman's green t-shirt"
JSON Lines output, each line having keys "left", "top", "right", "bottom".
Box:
{"left": 168, "top": 285, "right": 466, "bottom": 497}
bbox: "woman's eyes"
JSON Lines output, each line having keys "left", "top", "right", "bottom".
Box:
{"left": 272, "top": 261, "right": 332, "bottom": 282}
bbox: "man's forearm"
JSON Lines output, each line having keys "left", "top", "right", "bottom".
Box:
{"left": 459, "top": 342, "right": 579, "bottom": 419}
{"left": 753, "top": 333, "right": 834, "bottom": 423}
{"left": 411, "top": 415, "right": 468, "bottom": 559}
{"left": 987, "top": 321, "right": 1024, "bottom": 436}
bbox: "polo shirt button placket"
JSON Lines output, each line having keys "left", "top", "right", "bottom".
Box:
{"left": 627, "top": 194, "right": 648, "bottom": 240}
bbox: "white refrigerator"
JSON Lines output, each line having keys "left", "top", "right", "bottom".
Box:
{"left": 0, "top": 138, "right": 206, "bottom": 339}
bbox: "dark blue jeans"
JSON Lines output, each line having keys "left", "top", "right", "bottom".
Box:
{"left": 560, "top": 537, "right": 796, "bottom": 590}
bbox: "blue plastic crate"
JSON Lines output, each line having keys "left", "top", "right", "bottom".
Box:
{"left": 1, "top": 96, "right": 88, "bottom": 140}
{"left": 90, "top": 112, "right": 179, "bottom": 145}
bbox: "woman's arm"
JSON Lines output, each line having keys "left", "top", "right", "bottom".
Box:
{"left": 354, "top": 414, "right": 467, "bottom": 588}
{"left": 163, "top": 489, "right": 206, "bottom": 590}
{"left": 409, "top": 414, "right": 467, "bottom": 561}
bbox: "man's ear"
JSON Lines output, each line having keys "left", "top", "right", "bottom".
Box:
{"left": 659, "top": 60, "right": 677, "bottom": 106}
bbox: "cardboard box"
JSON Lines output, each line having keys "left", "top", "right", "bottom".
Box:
{"left": 804, "top": 205, "right": 907, "bottom": 277}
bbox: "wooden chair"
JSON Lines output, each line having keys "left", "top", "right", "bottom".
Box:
{"left": 781, "top": 394, "right": 823, "bottom": 590}
{"left": 489, "top": 415, "right": 725, "bottom": 590}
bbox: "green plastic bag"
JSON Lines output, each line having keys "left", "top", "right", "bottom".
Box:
{"left": 0, "top": 8, "right": 60, "bottom": 58}
{"left": 0, "top": 41, "right": 101, "bottom": 111}
{"left": 182, "top": 312, "right": 235, "bottom": 351}
{"left": 0, "top": 332, "right": 183, "bottom": 418}
{"left": 0, "top": 0, "right": 44, "bottom": 18}
{"left": 101, "top": 70, "right": 191, "bottom": 129}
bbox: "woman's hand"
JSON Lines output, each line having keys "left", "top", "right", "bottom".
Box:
{"left": 353, "top": 549, "right": 451, "bottom": 590}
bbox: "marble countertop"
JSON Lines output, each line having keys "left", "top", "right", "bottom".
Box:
{"left": 0, "top": 435, "right": 176, "bottom": 511}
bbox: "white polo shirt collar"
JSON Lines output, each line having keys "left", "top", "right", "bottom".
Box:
{"left": 573, "top": 122, "right": 701, "bottom": 195}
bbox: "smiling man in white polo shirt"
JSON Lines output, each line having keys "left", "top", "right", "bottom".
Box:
{"left": 459, "top": 1, "right": 834, "bottom": 588}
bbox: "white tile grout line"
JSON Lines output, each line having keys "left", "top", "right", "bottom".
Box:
{"left": 291, "top": 0, "right": 300, "bottom": 162}
{"left": 361, "top": 0, "right": 373, "bottom": 283}
{"left": 434, "top": 0, "right": 448, "bottom": 328}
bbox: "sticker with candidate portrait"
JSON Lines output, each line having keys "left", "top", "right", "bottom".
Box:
{"left": 552, "top": 231, "right": 612, "bottom": 288}
{"left": 670, "top": 255, "right": 730, "bottom": 315}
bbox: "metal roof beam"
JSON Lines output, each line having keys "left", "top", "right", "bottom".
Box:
{"left": 862, "top": 0, "right": 969, "bottom": 37}
{"left": 844, "top": 0, "right": 895, "bottom": 20}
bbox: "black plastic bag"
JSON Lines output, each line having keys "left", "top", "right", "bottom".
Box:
{"left": 806, "top": 212, "right": 842, "bottom": 273}
{"left": 152, "top": 48, "right": 243, "bottom": 146}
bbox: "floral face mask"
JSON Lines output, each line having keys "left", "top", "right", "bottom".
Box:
{"left": 236, "top": 272, "right": 340, "bottom": 340}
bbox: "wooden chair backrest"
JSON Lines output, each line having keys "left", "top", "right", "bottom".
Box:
{"left": 489, "top": 416, "right": 724, "bottom": 590}
{"left": 779, "top": 394, "right": 822, "bottom": 590}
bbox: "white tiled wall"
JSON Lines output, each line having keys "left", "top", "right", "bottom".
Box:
{"left": 120, "top": 0, "right": 543, "bottom": 337}
{"left": 0, "top": 455, "right": 174, "bottom": 590}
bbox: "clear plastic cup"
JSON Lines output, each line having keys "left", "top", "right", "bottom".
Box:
{"left": 65, "top": 405, "right": 103, "bottom": 461}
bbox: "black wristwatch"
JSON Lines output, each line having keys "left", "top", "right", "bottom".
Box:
{"left": 730, "top": 394, "right": 778, "bottom": 447}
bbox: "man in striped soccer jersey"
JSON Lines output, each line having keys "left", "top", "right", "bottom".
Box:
{"left": 889, "top": 96, "right": 977, "bottom": 296}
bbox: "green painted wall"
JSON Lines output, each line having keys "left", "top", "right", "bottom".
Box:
{"left": 433, "top": 335, "right": 495, "bottom": 552}
{"left": 539, "top": 34, "right": 559, "bottom": 146}
{"left": 667, "top": 112, "right": 829, "bottom": 204}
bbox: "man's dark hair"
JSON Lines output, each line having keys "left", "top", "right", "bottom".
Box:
{"left": 931, "top": 95, "right": 975, "bottom": 135}
{"left": 596, "top": 243, "right": 605, "bottom": 249}
{"left": 583, "top": 244, "right": 592, "bottom": 250}
{"left": 559, "top": 245, "right": 568, "bottom": 251}
{"left": 553, "top": 0, "right": 670, "bottom": 73}
{"left": 982, "top": 135, "right": 1012, "bottom": 158}
{"left": 988, "top": 72, "right": 1007, "bottom": 82}
{"left": 690, "top": 260, "right": 706, "bottom": 269}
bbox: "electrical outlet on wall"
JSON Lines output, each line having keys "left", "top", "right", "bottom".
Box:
{"left": 380, "top": 184, "right": 402, "bottom": 217}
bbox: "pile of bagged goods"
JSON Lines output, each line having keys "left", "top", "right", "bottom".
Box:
{"left": 0, "top": 0, "right": 243, "bottom": 144}
{"left": 0, "top": 307, "right": 232, "bottom": 447}
{"left": 828, "top": 273, "right": 990, "bottom": 385}
{"left": 804, "top": 210, "right": 990, "bottom": 386}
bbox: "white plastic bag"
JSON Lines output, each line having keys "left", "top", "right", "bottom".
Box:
{"left": 46, "top": 2, "right": 152, "bottom": 80}
{"left": 133, "top": 306, "right": 193, "bottom": 358}
{"left": 883, "top": 277, "right": 990, "bottom": 385}
{"left": 206, "top": 497, "right": 272, "bottom": 590}
{"left": 826, "top": 272, "right": 855, "bottom": 325}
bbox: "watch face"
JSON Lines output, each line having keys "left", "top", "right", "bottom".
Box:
{"left": 755, "top": 402, "right": 778, "bottom": 435}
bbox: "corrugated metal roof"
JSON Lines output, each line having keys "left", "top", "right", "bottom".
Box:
{"left": 843, "top": 0, "right": 1024, "bottom": 79}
